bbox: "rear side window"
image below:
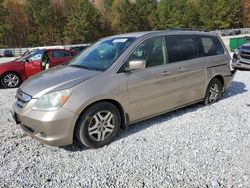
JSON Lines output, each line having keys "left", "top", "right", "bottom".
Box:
{"left": 53, "top": 50, "right": 72, "bottom": 58}
{"left": 198, "top": 36, "right": 224, "bottom": 56}
{"left": 164, "top": 35, "right": 198, "bottom": 63}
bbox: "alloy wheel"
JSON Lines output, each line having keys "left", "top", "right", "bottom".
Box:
{"left": 3, "top": 73, "right": 20, "bottom": 88}
{"left": 208, "top": 83, "right": 220, "bottom": 103}
{"left": 88, "top": 111, "right": 115, "bottom": 142}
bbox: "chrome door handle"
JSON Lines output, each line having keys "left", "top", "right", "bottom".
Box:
{"left": 178, "top": 67, "right": 186, "bottom": 72}
{"left": 161, "top": 71, "right": 169, "bottom": 76}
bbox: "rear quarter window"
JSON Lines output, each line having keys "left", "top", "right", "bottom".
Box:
{"left": 198, "top": 36, "right": 224, "bottom": 57}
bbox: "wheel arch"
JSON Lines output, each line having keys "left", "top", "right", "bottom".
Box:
{"left": 73, "top": 99, "right": 128, "bottom": 139}
{"left": 205, "top": 74, "right": 224, "bottom": 97}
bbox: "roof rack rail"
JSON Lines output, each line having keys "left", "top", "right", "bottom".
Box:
{"left": 169, "top": 28, "right": 208, "bottom": 32}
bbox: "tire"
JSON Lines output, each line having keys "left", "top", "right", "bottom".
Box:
{"left": 1, "top": 72, "right": 21, "bottom": 88}
{"left": 75, "top": 102, "right": 121, "bottom": 148}
{"left": 204, "top": 78, "right": 223, "bottom": 105}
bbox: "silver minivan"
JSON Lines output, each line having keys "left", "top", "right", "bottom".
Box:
{"left": 12, "top": 31, "right": 236, "bottom": 148}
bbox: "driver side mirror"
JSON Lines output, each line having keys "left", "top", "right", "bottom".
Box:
{"left": 126, "top": 59, "right": 146, "bottom": 71}
{"left": 25, "top": 58, "right": 30, "bottom": 63}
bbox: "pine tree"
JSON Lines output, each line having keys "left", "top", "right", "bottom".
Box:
{"left": 64, "top": 0, "right": 102, "bottom": 44}
{"left": 110, "top": 0, "right": 138, "bottom": 33}
{"left": 26, "top": 0, "right": 55, "bottom": 45}
{"left": 110, "top": 0, "right": 157, "bottom": 33}
{"left": 182, "top": 0, "right": 203, "bottom": 29}
{"left": 155, "top": 0, "right": 186, "bottom": 29}
{"left": 0, "top": 0, "right": 11, "bottom": 47}
{"left": 104, "top": 0, "right": 114, "bottom": 11}
{"left": 134, "top": 0, "right": 158, "bottom": 31}
{"left": 226, "top": 0, "right": 243, "bottom": 28}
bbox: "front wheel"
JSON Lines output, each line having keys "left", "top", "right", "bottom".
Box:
{"left": 75, "top": 102, "right": 121, "bottom": 148}
{"left": 1, "top": 72, "right": 21, "bottom": 88}
{"left": 204, "top": 78, "right": 223, "bottom": 105}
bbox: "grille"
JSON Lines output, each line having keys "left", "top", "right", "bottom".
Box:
{"left": 240, "top": 51, "right": 250, "bottom": 60}
{"left": 16, "top": 89, "right": 32, "bottom": 108}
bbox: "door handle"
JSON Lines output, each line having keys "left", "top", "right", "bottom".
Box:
{"left": 178, "top": 67, "right": 186, "bottom": 72}
{"left": 161, "top": 71, "right": 169, "bottom": 76}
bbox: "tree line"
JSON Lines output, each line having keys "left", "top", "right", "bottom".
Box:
{"left": 0, "top": 0, "right": 249, "bottom": 48}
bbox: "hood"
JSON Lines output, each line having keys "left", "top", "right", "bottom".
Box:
{"left": 0, "top": 60, "right": 22, "bottom": 67}
{"left": 20, "top": 65, "right": 101, "bottom": 98}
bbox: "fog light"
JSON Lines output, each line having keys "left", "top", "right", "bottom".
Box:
{"left": 37, "top": 132, "right": 46, "bottom": 138}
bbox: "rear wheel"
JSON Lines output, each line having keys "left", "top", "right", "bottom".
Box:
{"left": 1, "top": 72, "right": 21, "bottom": 88}
{"left": 75, "top": 102, "right": 121, "bottom": 148}
{"left": 204, "top": 78, "right": 223, "bottom": 105}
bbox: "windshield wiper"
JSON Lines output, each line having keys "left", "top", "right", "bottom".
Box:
{"left": 69, "top": 64, "right": 92, "bottom": 70}
{"left": 69, "top": 64, "right": 104, "bottom": 71}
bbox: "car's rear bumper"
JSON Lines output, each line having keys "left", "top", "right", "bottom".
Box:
{"left": 12, "top": 103, "right": 78, "bottom": 146}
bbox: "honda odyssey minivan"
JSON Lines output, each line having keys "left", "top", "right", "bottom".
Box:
{"left": 12, "top": 30, "right": 236, "bottom": 148}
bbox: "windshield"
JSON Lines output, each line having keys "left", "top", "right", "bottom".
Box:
{"left": 68, "top": 37, "right": 136, "bottom": 71}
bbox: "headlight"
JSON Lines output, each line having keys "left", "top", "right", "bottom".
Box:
{"left": 234, "top": 48, "right": 240, "bottom": 55}
{"left": 33, "top": 89, "right": 71, "bottom": 111}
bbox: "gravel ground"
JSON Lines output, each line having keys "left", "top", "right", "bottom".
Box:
{"left": 0, "top": 71, "right": 249, "bottom": 187}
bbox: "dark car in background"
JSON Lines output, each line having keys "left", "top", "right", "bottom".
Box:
{"left": 4, "top": 49, "right": 14, "bottom": 57}
{"left": 232, "top": 43, "right": 250, "bottom": 70}
{"left": 0, "top": 48, "right": 77, "bottom": 88}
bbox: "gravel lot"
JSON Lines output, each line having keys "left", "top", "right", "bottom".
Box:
{"left": 0, "top": 70, "right": 249, "bottom": 187}
{"left": 1, "top": 36, "right": 250, "bottom": 187}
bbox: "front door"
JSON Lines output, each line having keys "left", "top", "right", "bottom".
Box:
{"left": 24, "top": 50, "right": 43, "bottom": 78}
{"left": 126, "top": 35, "right": 172, "bottom": 121}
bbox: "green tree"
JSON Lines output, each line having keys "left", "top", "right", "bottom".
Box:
{"left": 26, "top": 0, "right": 55, "bottom": 46}
{"left": 227, "top": 0, "right": 243, "bottom": 28}
{"left": 211, "top": 0, "right": 230, "bottom": 29}
{"left": 111, "top": 0, "right": 157, "bottom": 33}
{"left": 134, "top": 0, "right": 158, "bottom": 31}
{"left": 104, "top": 0, "right": 114, "bottom": 11}
{"left": 0, "top": 0, "right": 11, "bottom": 47}
{"left": 154, "top": 0, "right": 186, "bottom": 29}
{"left": 111, "top": 0, "right": 138, "bottom": 33}
{"left": 182, "top": 0, "right": 203, "bottom": 28}
{"left": 64, "top": 0, "right": 102, "bottom": 44}
{"left": 198, "top": 0, "right": 242, "bottom": 30}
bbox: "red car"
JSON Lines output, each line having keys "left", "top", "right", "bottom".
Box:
{"left": 0, "top": 49, "right": 76, "bottom": 88}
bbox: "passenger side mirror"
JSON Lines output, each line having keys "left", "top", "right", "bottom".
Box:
{"left": 126, "top": 59, "right": 146, "bottom": 71}
{"left": 25, "top": 58, "right": 30, "bottom": 63}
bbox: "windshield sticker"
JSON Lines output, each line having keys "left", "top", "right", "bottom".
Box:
{"left": 112, "top": 38, "right": 128, "bottom": 43}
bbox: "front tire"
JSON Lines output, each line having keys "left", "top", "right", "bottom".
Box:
{"left": 75, "top": 102, "right": 121, "bottom": 148}
{"left": 1, "top": 72, "right": 21, "bottom": 88}
{"left": 204, "top": 78, "right": 223, "bottom": 105}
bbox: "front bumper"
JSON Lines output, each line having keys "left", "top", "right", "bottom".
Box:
{"left": 12, "top": 102, "right": 78, "bottom": 146}
{"left": 231, "top": 57, "right": 250, "bottom": 71}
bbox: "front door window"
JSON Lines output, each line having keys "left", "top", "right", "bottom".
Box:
{"left": 129, "top": 36, "right": 167, "bottom": 68}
